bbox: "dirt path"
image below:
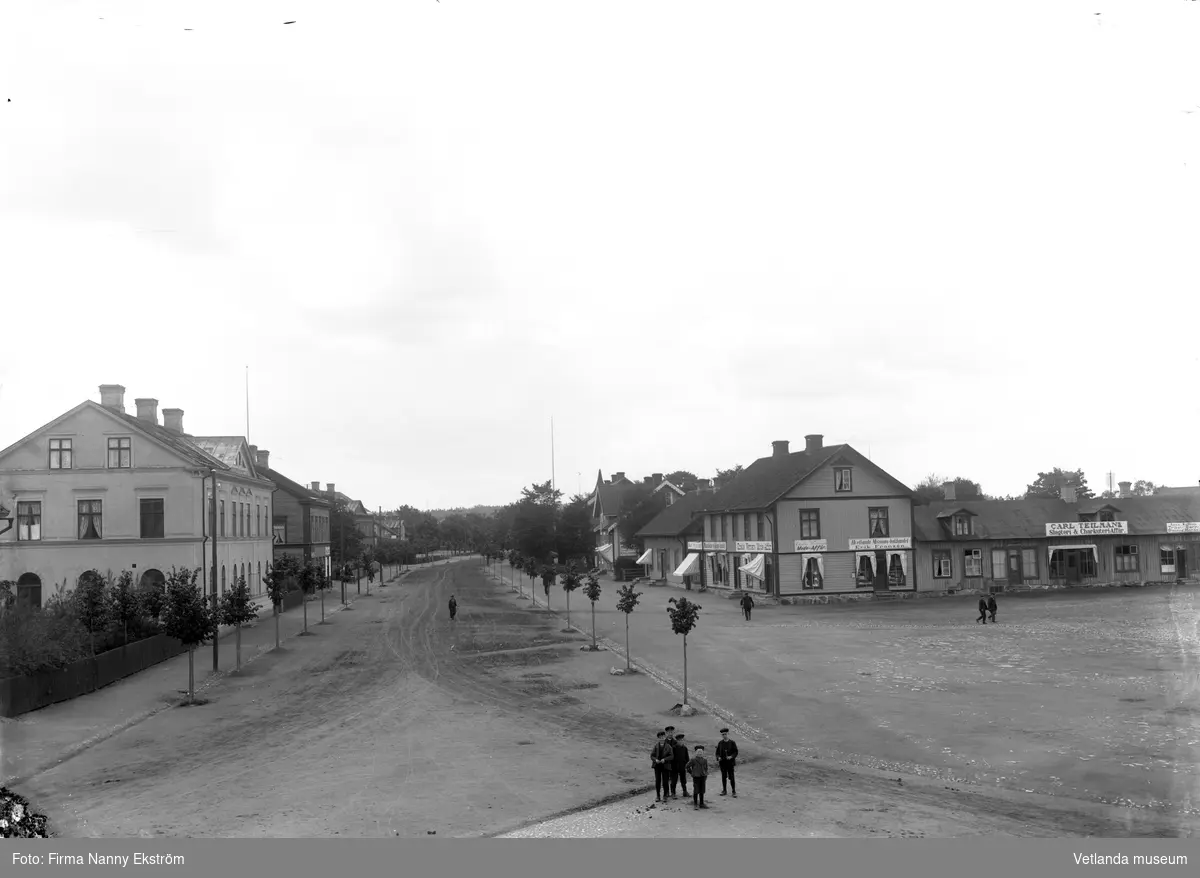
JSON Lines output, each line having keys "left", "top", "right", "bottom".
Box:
{"left": 15, "top": 560, "right": 1190, "bottom": 837}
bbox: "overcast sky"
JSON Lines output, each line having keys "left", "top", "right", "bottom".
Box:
{"left": 2, "top": 1, "right": 1198, "bottom": 510}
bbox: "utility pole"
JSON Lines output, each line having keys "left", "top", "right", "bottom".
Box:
{"left": 211, "top": 469, "right": 220, "bottom": 672}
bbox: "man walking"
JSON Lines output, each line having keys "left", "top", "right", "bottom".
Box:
{"left": 987, "top": 594, "right": 998, "bottom": 624}
{"left": 686, "top": 745, "right": 710, "bottom": 809}
{"left": 715, "top": 728, "right": 739, "bottom": 797}
{"left": 449, "top": 594, "right": 458, "bottom": 621}
{"left": 740, "top": 592, "right": 754, "bottom": 621}
{"left": 651, "top": 731, "right": 674, "bottom": 802}
{"left": 976, "top": 596, "right": 988, "bottom": 624}
{"left": 672, "top": 733, "right": 690, "bottom": 800}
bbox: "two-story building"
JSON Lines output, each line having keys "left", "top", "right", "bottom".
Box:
{"left": 0, "top": 385, "right": 276, "bottom": 606}
{"left": 694, "top": 435, "right": 916, "bottom": 596}
{"left": 321, "top": 485, "right": 379, "bottom": 557}
{"left": 634, "top": 489, "right": 707, "bottom": 587}
{"left": 252, "top": 454, "right": 333, "bottom": 579}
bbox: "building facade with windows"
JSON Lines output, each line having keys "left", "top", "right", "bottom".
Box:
{"left": 588, "top": 470, "right": 639, "bottom": 571}
{"left": 634, "top": 491, "right": 707, "bottom": 588}
{"left": 914, "top": 484, "right": 1200, "bottom": 592}
{"left": 696, "top": 435, "right": 916, "bottom": 596}
{"left": 254, "top": 459, "right": 333, "bottom": 578}
{"left": 0, "top": 385, "right": 276, "bottom": 607}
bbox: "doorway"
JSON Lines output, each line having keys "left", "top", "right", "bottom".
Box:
{"left": 1006, "top": 550, "right": 1023, "bottom": 586}
{"left": 873, "top": 550, "right": 889, "bottom": 592}
{"left": 1176, "top": 548, "right": 1188, "bottom": 579}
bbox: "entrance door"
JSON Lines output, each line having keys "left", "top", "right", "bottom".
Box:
{"left": 1007, "top": 550, "right": 1023, "bottom": 586}
{"left": 873, "top": 550, "right": 889, "bottom": 592}
{"left": 732, "top": 556, "right": 743, "bottom": 590}
{"left": 1176, "top": 548, "right": 1188, "bottom": 579}
{"left": 1065, "top": 550, "right": 1081, "bottom": 583}
{"left": 658, "top": 550, "right": 666, "bottom": 579}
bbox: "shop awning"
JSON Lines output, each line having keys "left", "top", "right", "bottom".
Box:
{"left": 596, "top": 544, "right": 613, "bottom": 562}
{"left": 636, "top": 548, "right": 654, "bottom": 565}
{"left": 741, "top": 554, "right": 766, "bottom": 581}
{"left": 674, "top": 553, "right": 700, "bottom": 577}
{"left": 1047, "top": 544, "right": 1098, "bottom": 565}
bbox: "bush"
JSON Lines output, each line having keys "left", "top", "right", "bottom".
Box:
{"left": 0, "top": 604, "right": 91, "bottom": 677}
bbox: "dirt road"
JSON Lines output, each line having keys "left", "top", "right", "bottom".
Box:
{"left": 14, "top": 560, "right": 1190, "bottom": 837}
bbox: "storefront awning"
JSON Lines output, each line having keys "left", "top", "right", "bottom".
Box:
{"left": 1047, "top": 544, "right": 1098, "bottom": 565}
{"left": 674, "top": 552, "right": 700, "bottom": 577}
{"left": 636, "top": 548, "right": 654, "bottom": 565}
{"left": 741, "top": 554, "right": 766, "bottom": 581}
{"left": 596, "top": 544, "right": 613, "bottom": 562}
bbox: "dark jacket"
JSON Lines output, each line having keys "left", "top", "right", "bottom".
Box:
{"left": 686, "top": 755, "right": 709, "bottom": 778}
{"left": 987, "top": 597, "right": 997, "bottom": 611}
{"left": 651, "top": 740, "right": 674, "bottom": 767}
{"left": 449, "top": 599, "right": 457, "bottom": 612}
{"left": 978, "top": 598, "right": 987, "bottom": 611}
{"left": 671, "top": 742, "right": 690, "bottom": 770}
{"left": 715, "top": 739, "right": 738, "bottom": 765}
{"left": 740, "top": 594, "right": 754, "bottom": 609}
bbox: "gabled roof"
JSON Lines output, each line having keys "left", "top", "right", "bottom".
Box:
{"left": 935, "top": 507, "right": 977, "bottom": 520}
{"left": 1153, "top": 485, "right": 1200, "bottom": 497}
{"left": 651, "top": 479, "right": 687, "bottom": 498}
{"left": 1076, "top": 500, "right": 1121, "bottom": 515}
{"left": 636, "top": 492, "right": 708, "bottom": 538}
{"left": 190, "top": 436, "right": 265, "bottom": 480}
{"left": 915, "top": 495, "right": 1200, "bottom": 540}
{"left": 259, "top": 465, "right": 332, "bottom": 506}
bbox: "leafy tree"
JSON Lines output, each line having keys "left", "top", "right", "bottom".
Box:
{"left": 666, "top": 596, "right": 701, "bottom": 705}
{"left": 329, "top": 498, "right": 366, "bottom": 567}
{"left": 72, "top": 570, "right": 108, "bottom": 656}
{"left": 560, "top": 563, "right": 582, "bottom": 630}
{"left": 0, "top": 580, "right": 14, "bottom": 612}
{"left": 314, "top": 563, "right": 333, "bottom": 622}
{"left": 297, "top": 560, "right": 320, "bottom": 635}
{"left": 914, "top": 474, "right": 985, "bottom": 504}
{"left": 1024, "top": 468, "right": 1094, "bottom": 500}
{"left": 219, "top": 574, "right": 260, "bottom": 671}
{"left": 160, "top": 567, "right": 217, "bottom": 704}
{"left": 263, "top": 555, "right": 299, "bottom": 650}
{"left": 664, "top": 470, "right": 699, "bottom": 493}
{"left": 583, "top": 572, "right": 602, "bottom": 651}
{"left": 513, "top": 482, "right": 560, "bottom": 561}
{"left": 555, "top": 495, "right": 595, "bottom": 564}
{"left": 618, "top": 483, "right": 668, "bottom": 553}
{"left": 107, "top": 570, "right": 141, "bottom": 647}
{"left": 615, "top": 582, "right": 642, "bottom": 673}
{"left": 138, "top": 575, "right": 167, "bottom": 624}
{"left": 714, "top": 464, "right": 744, "bottom": 486}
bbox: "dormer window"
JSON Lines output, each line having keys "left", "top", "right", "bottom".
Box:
{"left": 1078, "top": 513, "right": 1097, "bottom": 523}
{"left": 953, "top": 515, "right": 973, "bottom": 536}
{"left": 1098, "top": 510, "right": 1115, "bottom": 522}
{"left": 834, "top": 468, "right": 853, "bottom": 492}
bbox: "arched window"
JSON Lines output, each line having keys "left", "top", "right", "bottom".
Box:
{"left": 15, "top": 572, "right": 42, "bottom": 609}
{"left": 241, "top": 563, "right": 247, "bottom": 588}
{"left": 257, "top": 561, "right": 262, "bottom": 592}
{"left": 139, "top": 569, "right": 166, "bottom": 590}
{"left": 221, "top": 565, "right": 227, "bottom": 594}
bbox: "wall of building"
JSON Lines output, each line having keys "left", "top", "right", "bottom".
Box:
{"left": 775, "top": 497, "right": 912, "bottom": 549}
{"left": 785, "top": 457, "right": 899, "bottom": 500}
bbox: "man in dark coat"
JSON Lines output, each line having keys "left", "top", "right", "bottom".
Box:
{"left": 671, "top": 733, "right": 690, "bottom": 798}
{"left": 987, "top": 594, "right": 998, "bottom": 623}
{"left": 449, "top": 595, "right": 458, "bottom": 620}
{"left": 651, "top": 731, "right": 674, "bottom": 802}
{"left": 740, "top": 592, "right": 754, "bottom": 621}
{"left": 976, "top": 596, "right": 988, "bottom": 624}
{"left": 715, "top": 727, "right": 739, "bottom": 797}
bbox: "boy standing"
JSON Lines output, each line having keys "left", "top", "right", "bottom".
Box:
{"left": 651, "top": 731, "right": 674, "bottom": 802}
{"left": 672, "top": 733, "right": 690, "bottom": 799}
{"left": 715, "top": 728, "right": 739, "bottom": 797}
{"left": 686, "top": 745, "right": 710, "bottom": 809}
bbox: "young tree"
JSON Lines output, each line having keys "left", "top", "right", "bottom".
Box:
{"left": 107, "top": 570, "right": 141, "bottom": 647}
{"left": 297, "top": 560, "right": 319, "bottom": 635}
{"left": 138, "top": 574, "right": 167, "bottom": 624}
{"left": 583, "top": 572, "right": 602, "bottom": 651}
{"left": 615, "top": 582, "right": 642, "bottom": 672}
{"left": 560, "top": 563, "right": 582, "bottom": 630}
{"left": 1024, "top": 467, "right": 1094, "bottom": 500}
{"left": 263, "top": 555, "right": 299, "bottom": 650}
{"left": 72, "top": 570, "right": 109, "bottom": 656}
{"left": 219, "top": 574, "right": 260, "bottom": 672}
{"left": 666, "top": 596, "right": 701, "bottom": 706}
{"left": 315, "top": 564, "right": 333, "bottom": 623}
{"left": 537, "top": 561, "right": 553, "bottom": 609}
{"left": 160, "top": 567, "right": 217, "bottom": 705}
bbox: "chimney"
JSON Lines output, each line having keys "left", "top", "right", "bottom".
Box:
{"left": 1118, "top": 481, "right": 1132, "bottom": 498}
{"left": 255, "top": 449, "right": 270, "bottom": 469}
{"left": 804, "top": 434, "right": 824, "bottom": 453}
{"left": 162, "top": 408, "right": 185, "bottom": 433}
{"left": 248, "top": 443, "right": 258, "bottom": 459}
{"left": 1060, "top": 485, "right": 1077, "bottom": 503}
{"left": 614, "top": 472, "right": 625, "bottom": 482}
{"left": 653, "top": 473, "right": 664, "bottom": 484}
{"left": 943, "top": 481, "right": 956, "bottom": 501}
{"left": 772, "top": 440, "right": 790, "bottom": 459}
{"left": 134, "top": 398, "right": 159, "bottom": 426}
{"left": 326, "top": 483, "right": 336, "bottom": 495}
{"left": 643, "top": 476, "right": 653, "bottom": 485}
{"left": 311, "top": 481, "right": 321, "bottom": 491}
{"left": 99, "top": 384, "right": 126, "bottom": 413}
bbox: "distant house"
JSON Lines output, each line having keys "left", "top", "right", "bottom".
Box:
{"left": 320, "top": 485, "right": 379, "bottom": 553}
{"left": 635, "top": 490, "right": 708, "bottom": 589}
{"left": 588, "top": 470, "right": 638, "bottom": 571}
{"left": 252, "top": 460, "right": 333, "bottom": 579}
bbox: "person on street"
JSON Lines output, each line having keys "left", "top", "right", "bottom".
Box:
{"left": 740, "top": 592, "right": 754, "bottom": 621}
{"left": 449, "top": 595, "right": 458, "bottom": 621}
{"left": 651, "top": 731, "right": 674, "bottom": 802}
{"left": 671, "top": 733, "right": 690, "bottom": 799}
{"left": 686, "top": 745, "right": 710, "bottom": 809}
{"left": 987, "top": 594, "right": 998, "bottom": 624}
{"left": 977, "top": 596, "right": 988, "bottom": 624}
{"left": 715, "top": 728, "right": 739, "bottom": 797}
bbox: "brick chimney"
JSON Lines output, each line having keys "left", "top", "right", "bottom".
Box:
{"left": 1061, "top": 485, "right": 1077, "bottom": 503}
{"left": 643, "top": 476, "right": 653, "bottom": 485}
{"left": 311, "top": 481, "right": 321, "bottom": 491}
{"left": 653, "top": 473, "right": 664, "bottom": 484}
{"left": 99, "top": 384, "right": 126, "bottom": 413}
{"left": 255, "top": 448, "right": 270, "bottom": 469}
{"left": 1118, "top": 481, "right": 1132, "bottom": 498}
{"left": 326, "top": 483, "right": 336, "bottom": 495}
{"left": 134, "top": 398, "right": 159, "bottom": 426}
{"left": 804, "top": 434, "right": 824, "bottom": 453}
{"left": 162, "top": 408, "right": 185, "bottom": 433}
{"left": 772, "top": 440, "right": 790, "bottom": 459}
{"left": 941, "top": 481, "right": 955, "bottom": 501}
{"left": 613, "top": 472, "right": 626, "bottom": 482}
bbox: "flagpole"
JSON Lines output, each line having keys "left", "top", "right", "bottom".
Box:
{"left": 245, "top": 365, "right": 250, "bottom": 444}
{"left": 551, "top": 416, "right": 555, "bottom": 495}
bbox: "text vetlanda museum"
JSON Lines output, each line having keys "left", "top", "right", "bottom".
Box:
{"left": 1073, "top": 853, "right": 1187, "bottom": 865}
{"left": 12, "top": 853, "right": 185, "bottom": 867}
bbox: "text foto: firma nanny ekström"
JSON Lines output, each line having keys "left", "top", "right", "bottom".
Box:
{"left": 13, "top": 853, "right": 185, "bottom": 867}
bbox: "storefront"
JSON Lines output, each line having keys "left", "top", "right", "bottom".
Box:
{"left": 848, "top": 537, "right": 912, "bottom": 590}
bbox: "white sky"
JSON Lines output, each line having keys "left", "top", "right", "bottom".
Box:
{"left": 2, "top": 1, "right": 1199, "bottom": 509}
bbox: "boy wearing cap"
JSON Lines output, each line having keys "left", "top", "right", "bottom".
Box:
{"left": 686, "top": 745, "right": 710, "bottom": 809}
{"left": 715, "top": 728, "right": 739, "bottom": 797}
{"left": 671, "top": 733, "right": 690, "bottom": 799}
{"left": 651, "top": 731, "right": 674, "bottom": 802}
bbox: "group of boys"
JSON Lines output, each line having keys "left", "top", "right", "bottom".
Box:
{"left": 650, "top": 725, "right": 740, "bottom": 810}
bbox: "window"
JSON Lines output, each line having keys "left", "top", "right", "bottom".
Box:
{"left": 719, "top": 516, "right": 726, "bottom": 541}
{"left": 140, "top": 498, "right": 165, "bottom": 539}
{"left": 49, "top": 438, "right": 73, "bottom": 469}
{"left": 78, "top": 500, "right": 103, "bottom": 540}
{"left": 1161, "top": 548, "right": 1176, "bottom": 572}
{"left": 1078, "top": 513, "right": 1097, "bottom": 523}
{"left": 742, "top": 514, "right": 751, "bottom": 541}
{"left": 273, "top": 516, "right": 287, "bottom": 544}
{"left": 800, "top": 509, "right": 820, "bottom": 539}
{"left": 220, "top": 501, "right": 226, "bottom": 537}
{"left": 257, "top": 561, "right": 262, "bottom": 591}
{"left": 1114, "top": 545, "right": 1138, "bottom": 573}
{"left": 1099, "top": 510, "right": 1115, "bottom": 522}
{"left": 1022, "top": 549, "right": 1038, "bottom": 579}
{"left": 16, "top": 573, "right": 42, "bottom": 609}
{"left": 221, "top": 566, "right": 227, "bottom": 594}
{"left": 953, "top": 515, "right": 972, "bottom": 536}
{"left": 256, "top": 504, "right": 260, "bottom": 537}
{"left": 1080, "top": 550, "right": 1097, "bottom": 577}
{"left": 991, "top": 549, "right": 1006, "bottom": 578}
{"left": 964, "top": 548, "right": 982, "bottom": 577}
{"left": 869, "top": 507, "right": 889, "bottom": 538}
{"left": 756, "top": 513, "right": 765, "bottom": 541}
{"left": 16, "top": 501, "right": 41, "bottom": 541}
{"left": 932, "top": 550, "right": 952, "bottom": 578}
{"left": 241, "top": 503, "right": 246, "bottom": 537}
{"left": 107, "top": 437, "right": 131, "bottom": 468}
{"left": 802, "top": 556, "right": 823, "bottom": 589}
{"left": 834, "top": 468, "right": 853, "bottom": 492}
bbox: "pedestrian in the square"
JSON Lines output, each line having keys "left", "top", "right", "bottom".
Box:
{"left": 663, "top": 726, "right": 677, "bottom": 796}
{"left": 987, "top": 594, "right": 998, "bottom": 623}
{"left": 740, "top": 592, "right": 754, "bottom": 621}
{"left": 672, "top": 733, "right": 690, "bottom": 799}
{"left": 449, "top": 595, "right": 458, "bottom": 621}
{"left": 715, "top": 728, "right": 738, "bottom": 797}
{"left": 651, "top": 731, "right": 674, "bottom": 802}
{"left": 976, "top": 596, "right": 988, "bottom": 624}
{"left": 686, "top": 745, "right": 710, "bottom": 809}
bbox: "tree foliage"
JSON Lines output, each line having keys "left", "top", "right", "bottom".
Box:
{"left": 1024, "top": 468, "right": 1094, "bottom": 500}
{"left": 160, "top": 567, "right": 216, "bottom": 649}
{"left": 666, "top": 596, "right": 701, "bottom": 637}
{"left": 107, "top": 570, "right": 141, "bottom": 645}
{"left": 72, "top": 570, "right": 109, "bottom": 653}
{"left": 913, "top": 473, "right": 985, "bottom": 504}
{"left": 617, "top": 483, "right": 667, "bottom": 552}
{"left": 219, "top": 574, "right": 260, "bottom": 629}
{"left": 264, "top": 555, "right": 300, "bottom": 609}
{"left": 329, "top": 498, "right": 366, "bottom": 566}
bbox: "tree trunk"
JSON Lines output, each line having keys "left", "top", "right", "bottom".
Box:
{"left": 625, "top": 614, "right": 631, "bottom": 671}
{"left": 235, "top": 623, "right": 242, "bottom": 672}
{"left": 274, "top": 604, "right": 280, "bottom": 649}
{"left": 124, "top": 620, "right": 128, "bottom": 647}
{"left": 591, "top": 602, "right": 597, "bottom": 649}
{"left": 683, "top": 634, "right": 688, "bottom": 705}
{"left": 303, "top": 592, "right": 309, "bottom": 633}
{"left": 187, "top": 647, "right": 195, "bottom": 705}
{"left": 321, "top": 588, "right": 326, "bottom": 622}
{"left": 566, "top": 589, "right": 571, "bottom": 627}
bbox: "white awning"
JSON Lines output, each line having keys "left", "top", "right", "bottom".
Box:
{"left": 1047, "top": 544, "right": 1098, "bottom": 564}
{"left": 636, "top": 548, "right": 653, "bottom": 565}
{"left": 741, "top": 554, "right": 766, "bottom": 581}
{"left": 674, "top": 552, "right": 700, "bottom": 577}
{"left": 596, "top": 544, "right": 613, "bottom": 562}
